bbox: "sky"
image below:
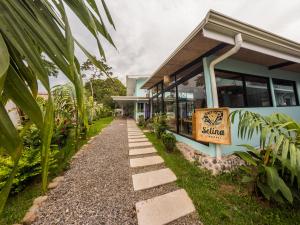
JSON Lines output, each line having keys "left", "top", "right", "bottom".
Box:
{"left": 50, "top": 0, "right": 300, "bottom": 87}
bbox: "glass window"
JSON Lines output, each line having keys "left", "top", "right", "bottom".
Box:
{"left": 157, "top": 82, "right": 163, "bottom": 94}
{"left": 273, "top": 79, "right": 298, "bottom": 106}
{"left": 164, "top": 87, "right": 177, "bottom": 131}
{"left": 216, "top": 71, "right": 245, "bottom": 107}
{"left": 137, "top": 103, "right": 144, "bottom": 113}
{"left": 151, "top": 86, "right": 158, "bottom": 96}
{"left": 152, "top": 97, "right": 157, "bottom": 115}
{"left": 245, "top": 76, "right": 271, "bottom": 107}
{"left": 177, "top": 73, "right": 206, "bottom": 137}
{"left": 157, "top": 94, "right": 163, "bottom": 113}
{"left": 216, "top": 70, "right": 272, "bottom": 108}
{"left": 175, "top": 61, "right": 202, "bottom": 83}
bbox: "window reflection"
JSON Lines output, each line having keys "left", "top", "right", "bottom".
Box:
{"left": 273, "top": 79, "right": 298, "bottom": 106}
{"left": 164, "top": 88, "right": 177, "bottom": 131}
{"left": 177, "top": 73, "right": 206, "bottom": 137}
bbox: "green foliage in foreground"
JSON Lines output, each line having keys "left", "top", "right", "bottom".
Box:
{"left": 231, "top": 110, "right": 300, "bottom": 204}
{"left": 0, "top": 117, "right": 113, "bottom": 225}
{"left": 145, "top": 132, "right": 300, "bottom": 225}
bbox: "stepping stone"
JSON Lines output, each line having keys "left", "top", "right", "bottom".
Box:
{"left": 128, "top": 138, "right": 148, "bottom": 143}
{"left": 130, "top": 156, "right": 164, "bottom": 168}
{"left": 129, "top": 147, "right": 157, "bottom": 156}
{"left": 129, "top": 142, "right": 152, "bottom": 148}
{"left": 128, "top": 132, "right": 143, "bottom": 135}
{"left": 128, "top": 131, "right": 141, "bottom": 133}
{"left": 132, "top": 168, "right": 177, "bottom": 191}
{"left": 128, "top": 135, "right": 146, "bottom": 139}
{"left": 136, "top": 189, "right": 195, "bottom": 225}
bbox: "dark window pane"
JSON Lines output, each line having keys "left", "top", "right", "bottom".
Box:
{"left": 152, "top": 97, "right": 157, "bottom": 115}
{"left": 157, "top": 94, "right": 163, "bottom": 113}
{"left": 164, "top": 88, "right": 176, "bottom": 131}
{"left": 216, "top": 71, "right": 245, "bottom": 107}
{"left": 137, "top": 103, "right": 144, "bottom": 112}
{"left": 177, "top": 73, "right": 206, "bottom": 137}
{"left": 157, "top": 82, "right": 163, "bottom": 94}
{"left": 273, "top": 79, "right": 298, "bottom": 106}
{"left": 245, "top": 76, "right": 271, "bottom": 107}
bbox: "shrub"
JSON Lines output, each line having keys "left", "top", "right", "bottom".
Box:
{"left": 153, "top": 114, "right": 168, "bottom": 139}
{"left": 162, "top": 133, "right": 176, "bottom": 152}
{"left": 138, "top": 115, "right": 145, "bottom": 127}
{"left": 0, "top": 147, "right": 58, "bottom": 194}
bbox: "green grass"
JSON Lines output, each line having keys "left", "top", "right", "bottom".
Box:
{"left": 145, "top": 132, "right": 300, "bottom": 225}
{"left": 0, "top": 117, "right": 113, "bottom": 225}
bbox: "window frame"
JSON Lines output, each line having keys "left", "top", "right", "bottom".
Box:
{"left": 272, "top": 78, "right": 299, "bottom": 107}
{"left": 215, "top": 69, "right": 273, "bottom": 108}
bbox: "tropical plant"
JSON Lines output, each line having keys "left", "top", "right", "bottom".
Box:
{"left": 153, "top": 114, "right": 168, "bottom": 139}
{"left": 138, "top": 115, "right": 146, "bottom": 127}
{"left": 162, "top": 132, "right": 176, "bottom": 152}
{"left": 235, "top": 145, "right": 293, "bottom": 203}
{"left": 231, "top": 110, "right": 300, "bottom": 203}
{"left": 0, "top": 0, "right": 115, "bottom": 214}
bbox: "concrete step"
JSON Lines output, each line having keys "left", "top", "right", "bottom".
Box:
{"left": 129, "top": 142, "right": 152, "bottom": 148}
{"left": 130, "top": 156, "right": 164, "bottom": 168}
{"left": 129, "top": 147, "right": 157, "bottom": 156}
{"left": 136, "top": 189, "right": 195, "bottom": 225}
{"left": 132, "top": 168, "right": 177, "bottom": 191}
{"left": 128, "top": 138, "right": 148, "bottom": 143}
{"left": 128, "top": 135, "right": 146, "bottom": 139}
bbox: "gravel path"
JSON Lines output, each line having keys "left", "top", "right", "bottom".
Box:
{"left": 34, "top": 119, "right": 201, "bottom": 225}
{"left": 34, "top": 119, "right": 136, "bottom": 225}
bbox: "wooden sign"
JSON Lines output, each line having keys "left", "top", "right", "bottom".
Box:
{"left": 192, "top": 108, "right": 231, "bottom": 145}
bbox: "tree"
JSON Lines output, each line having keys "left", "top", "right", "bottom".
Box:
{"left": 85, "top": 78, "right": 126, "bottom": 109}
{"left": 0, "top": 0, "right": 115, "bottom": 214}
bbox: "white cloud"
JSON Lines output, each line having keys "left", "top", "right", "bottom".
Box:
{"left": 51, "top": 0, "right": 300, "bottom": 87}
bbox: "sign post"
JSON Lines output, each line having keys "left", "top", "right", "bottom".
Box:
{"left": 192, "top": 108, "right": 231, "bottom": 145}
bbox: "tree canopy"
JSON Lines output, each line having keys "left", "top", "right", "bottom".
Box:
{"left": 85, "top": 78, "right": 126, "bottom": 109}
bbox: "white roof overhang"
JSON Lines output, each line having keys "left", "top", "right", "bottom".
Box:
{"left": 142, "top": 10, "right": 300, "bottom": 89}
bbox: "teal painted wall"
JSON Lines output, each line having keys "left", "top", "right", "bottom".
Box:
{"left": 206, "top": 56, "right": 300, "bottom": 156}
{"left": 135, "top": 57, "right": 300, "bottom": 157}
{"left": 134, "top": 78, "right": 148, "bottom": 97}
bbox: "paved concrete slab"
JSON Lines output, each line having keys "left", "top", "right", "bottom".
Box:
{"left": 128, "top": 138, "right": 148, "bottom": 143}
{"left": 130, "top": 156, "right": 164, "bottom": 168}
{"left": 129, "top": 142, "right": 152, "bottom": 148}
{"left": 136, "top": 189, "right": 195, "bottom": 225}
{"left": 128, "top": 131, "right": 141, "bottom": 133}
{"left": 129, "top": 147, "right": 157, "bottom": 156}
{"left": 132, "top": 168, "right": 177, "bottom": 191}
{"left": 128, "top": 135, "right": 146, "bottom": 139}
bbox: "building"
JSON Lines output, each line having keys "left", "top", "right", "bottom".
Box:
{"left": 114, "top": 10, "right": 300, "bottom": 161}
{"left": 112, "top": 75, "right": 150, "bottom": 120}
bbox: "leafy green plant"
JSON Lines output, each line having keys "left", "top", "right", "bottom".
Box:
{"left": 231, "top": 110, "right": 300, "bottom": 204}
{"left": 138, "top": 115, "right": 145, "bottom": 127}
{"left": 235, "top": 145, "right": 293, "bottom": 203}
{"left": 153, "top": 114, "right": 168, "bottom": 139}
{"left": 162, "top": 132, "right": 176, "bottom": 152}
{"left": 0, "top": 0, "right": 115, "bottom": 214}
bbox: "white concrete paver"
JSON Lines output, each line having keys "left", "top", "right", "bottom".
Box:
{"left": 129, "top": 142, "right": 152, "bottom": 148}
{"left": 129, "top": 147, "right": 157, "bottom": 156}
{"left": 128, "top": 138, "right": 148, "bottom": 143}
{"left": 132, "top": 168, "right": 177, "bottom": 191}
{"left": 130, "top": 156, "right": 164, "bottom": 168}
{"left": 128, "top": 135, "right": 146, "bottom": 139}
{"left": 136, "top": 189, "right": 195, "bottom": 225}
